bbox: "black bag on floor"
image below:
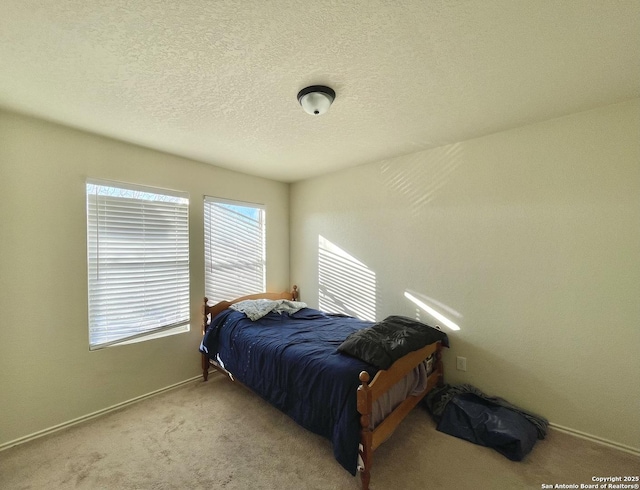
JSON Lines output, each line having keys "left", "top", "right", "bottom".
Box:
{"left": 436, "top": 392, "right": 538, "bottom": 461}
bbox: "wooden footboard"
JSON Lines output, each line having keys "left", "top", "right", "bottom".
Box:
{"left": 357, "top": 340, "right": 444, "bottom": 490}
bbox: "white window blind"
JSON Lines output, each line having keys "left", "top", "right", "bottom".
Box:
{"left": 86, "top": 181, "right": 190, "bottom": 349}
{"left": 204, "top": 197, "right": 266, "bottom": 303}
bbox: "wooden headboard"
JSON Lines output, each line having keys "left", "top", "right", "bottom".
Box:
{"left": 202, "top": 285, "right": 299, "bottom": 335}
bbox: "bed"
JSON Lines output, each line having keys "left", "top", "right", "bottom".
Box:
{"left": 199, "top": 289, "right": 447, "bottom": 490}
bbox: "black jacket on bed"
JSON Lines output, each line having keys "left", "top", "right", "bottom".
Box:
{"left": 337, "top": 315, "right": 449, "bottom": 369}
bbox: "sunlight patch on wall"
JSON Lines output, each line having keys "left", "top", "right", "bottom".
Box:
{"left": 404, "top": 290, "right": 461, "bottom": 331}
{"left": 319, "top": 235, "right": 376, "bottom": 321}
{"left": 380, "top": 142, "right": 463, "bottom": 215}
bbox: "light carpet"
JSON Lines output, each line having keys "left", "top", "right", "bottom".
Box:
{"left": 1, "top": 372, "right": 638, "bottom": 489}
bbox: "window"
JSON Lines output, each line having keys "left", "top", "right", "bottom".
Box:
{"left": 204, "top": 197, "right": 266, "bottom": 303}
{"left": 86, "top": 180, "right": 190, "bottom": 349}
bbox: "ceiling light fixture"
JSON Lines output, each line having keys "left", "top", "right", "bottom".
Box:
{"left": 297, "top": 85, "right": 336, "bottom": 116}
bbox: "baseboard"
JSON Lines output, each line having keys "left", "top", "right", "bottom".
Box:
{"left": 549, "top": 423, "right": 640, "bottom": 456}
{"left": 0, "top": 375, "right": 202, "bottom": 453}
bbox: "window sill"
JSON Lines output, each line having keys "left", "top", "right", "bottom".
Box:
{"left": 90, "top": 324, "right": 190, "bottom": 350}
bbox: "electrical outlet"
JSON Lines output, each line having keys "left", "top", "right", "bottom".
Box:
{"left": 456, "top": 356, "right": 467, "bottom": 372}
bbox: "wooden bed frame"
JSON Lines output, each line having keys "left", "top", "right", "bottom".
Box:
{"left": 201, "top": 288, "right": 444, "bottom": 490}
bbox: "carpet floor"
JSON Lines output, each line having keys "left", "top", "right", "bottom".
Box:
{"left": 1, "top": 373, "right": 638, "bottom": 489}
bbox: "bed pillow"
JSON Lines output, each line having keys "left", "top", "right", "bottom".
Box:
{"left": 230, "top": 299, "right": 307, "bottom": 321}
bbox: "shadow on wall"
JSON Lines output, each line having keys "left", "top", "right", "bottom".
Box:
{"left": 318, "top": 235, "right": 377, "bottom": 321}
{"left": 380, "top": 142, "right": 464, "bottom": 215}
{"left": 404, "top": 289, "right": 462, "bottom": 331}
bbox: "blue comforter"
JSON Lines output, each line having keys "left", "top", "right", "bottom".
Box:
{"left": 199, "top": 307, "right": 378, "bottom": 475}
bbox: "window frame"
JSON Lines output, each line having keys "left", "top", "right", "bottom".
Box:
{"left": 86, "top": 179, "right": 190, "bottom": 350}
{"left": 204, "top": 196, "right": 266, "bottom": 304}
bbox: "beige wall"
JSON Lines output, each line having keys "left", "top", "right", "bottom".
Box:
{"left": 290, "top": 99, "right": 640, "bottom": 451}
{"left": 0, "top": 110, "right": 290, "bottom": 446}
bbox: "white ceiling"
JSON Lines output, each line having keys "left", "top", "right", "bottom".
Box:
{"left": 1, "top": 1, "right": 638, "bottom": 183}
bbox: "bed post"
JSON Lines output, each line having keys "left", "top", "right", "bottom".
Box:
{"left": 202, "top": 297, "right": 210, "bottom": 381}
{"left": 291, "top": 285, "right": 299, "bottom": 301}
{"left": 357, "top": 371, "right": 373, "bottom": 490}
{"left": 435, "top": 342, "right": 444, "bottom": 387}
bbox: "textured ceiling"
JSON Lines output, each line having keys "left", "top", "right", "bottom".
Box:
{"left": 1, "top": 1, "right": 639, "bottom": 183}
